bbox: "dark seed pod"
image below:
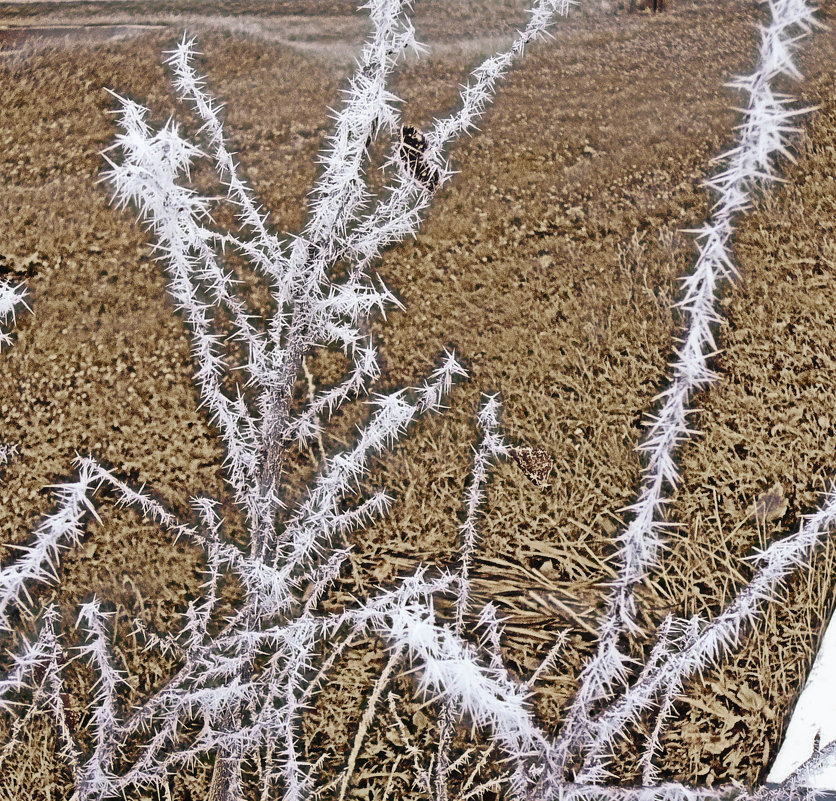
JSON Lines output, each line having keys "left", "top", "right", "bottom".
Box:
{"left": 398, "top": 125, "right": 440, "bottom": 191}
{"left": 508, "top": 445, "right": 553, "bottom": 488}
{"left": 32, "top": 663, "right": 47, "bottom": 686}
{"left": 60, "top": 692, "right": 80, "bottom": 734}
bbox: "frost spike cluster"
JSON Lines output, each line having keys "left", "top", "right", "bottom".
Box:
{"left": 548, "top": 0, "right": 827, "bottom": 780}
{"left": 0, "top": 1, "right": 578, "bottom": 799}
{"left": 0, "top": 0, "right": 830, "bottom": 797}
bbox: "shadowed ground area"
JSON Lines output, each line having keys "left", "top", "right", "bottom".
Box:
{"left": 1, "top": 0, "right": 835, "bottom": 797}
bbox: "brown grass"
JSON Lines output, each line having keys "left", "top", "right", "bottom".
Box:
{"left": 1, "top": 0, "right": 835, "bottom": 797}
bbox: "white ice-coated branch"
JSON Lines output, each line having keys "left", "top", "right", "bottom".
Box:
{"left": 551, "top": 0, "right": 824, "bottom": 773}
{"left": 0, "top": 0, "right": 829, "bottom": 796}
{"left": 340, "top": 0, "right": 575, "bottom": 281}
{"left": 0, "top": 1, "right": 577, "bottom": 798}
{"left": 0, "top": 463, "right": 102, "bottom": 630}
{"left": 75, "top": 601, "right": 131, "bottom": 798}
{"left": 535, "top": 476, "right": 836, "bottom": 798}
{"left": 456, "top": 396, "right": 507, "bottom": 635}
{"left": 0, "top": 279, "right": 27, "bottom": 352}
{"left": 610, "top": 502, "right": 833, "bottom": 771}
{"left": 0, "top": 280, "right": 28, "bottom": 467}
{"left": 0, "top": 605, "right": 61, "bottom": 711}
{"left": 0, "top": 605, "right": 84, "bottom": 781}
{"left": 380, "top": 602, "right": 545, "bottom": 757}
{"left": 639, "top": 617, "right": 699, "bottom": 787}
{"left": 100, "top": 0, "right": 572, "bottom": 556}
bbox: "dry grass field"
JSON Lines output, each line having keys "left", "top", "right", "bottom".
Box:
{"left": 1, "top": 0, "right": 835, "bottom": 798}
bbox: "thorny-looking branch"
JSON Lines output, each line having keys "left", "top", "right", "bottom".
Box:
{"left": 547, "top": 0, "right": 827, "bottom": 784}
{"left": 0, "top": 0, "right": 572, "bottom": 799}
{"left": 0, "top": 0, "right": 833, "bottom": 799}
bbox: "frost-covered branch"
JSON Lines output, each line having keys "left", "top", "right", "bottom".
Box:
{"left": 0, "top": 1, "right": 578, "bottom": 798}
{"left": 0, "top": 463, "right": 101, "bottom": 630}
{"left": 552, "top": 0, "right": 824, "bottom": 772}
{"left": 555, "top": 488, "right": 836, "bottom": 792}
{"left": 0, "top": 279, "right": 28, "bottom": 469}
{"left": 0, "top": 0, "right": 829, "bottom": 797}
{"left": 0, "top": 279, "right": 27, "bottom": 351}
{"left": 340, "top": 0, "right": 574, "bottom": 279}
{"left": 455, "top": 396, "right": 507, "bottom": 635}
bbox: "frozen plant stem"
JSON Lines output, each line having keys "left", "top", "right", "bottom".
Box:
{"left": 0, "top": 279, "right": 28, "bottom": 353}
{"left": 0, "top": 0, "right": 831, "bottom": 797}
{"left": 0, "top": 1, "right": 574, "bottom": 800}
{"left": 436, "top": 396, "right": 507, "bottom": 798}
{"left": 0, "top": 279, "right": 28, "bottom": 468}
{"left": 572, "top": 487, "right": 836, "bottom": 788}
{"left": 549, "top": 0, "right": 824, "bottom": 778}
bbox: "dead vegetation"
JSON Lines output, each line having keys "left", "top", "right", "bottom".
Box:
{"left": 1, "top": 0, "right": 836, "bottom": 797}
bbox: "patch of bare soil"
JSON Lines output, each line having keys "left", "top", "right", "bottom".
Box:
{"left": 1, "top": 0, "right": 835, "bottom": 798}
